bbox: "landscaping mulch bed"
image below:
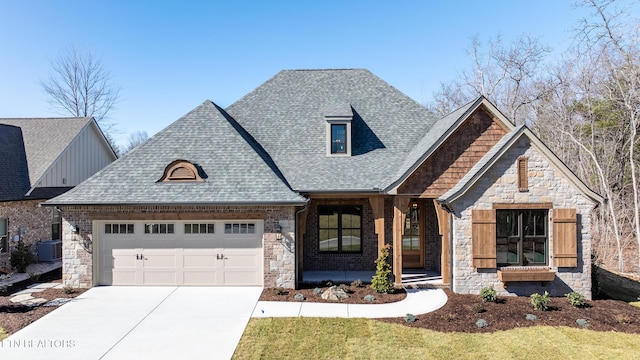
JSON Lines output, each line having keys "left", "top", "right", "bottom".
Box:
{"left": 261, "top": 284, "right": 640, "bottom": 334}
{"left": 260, "top": 283, "right": 406, "bottom": 304}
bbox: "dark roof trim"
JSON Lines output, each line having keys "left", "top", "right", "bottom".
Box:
{"left": 43, "top": 200, "right": 309, "bottom": 207}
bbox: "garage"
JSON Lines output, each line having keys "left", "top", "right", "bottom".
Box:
{"left": 96, "top": 220, "right": 264, "bottom": 286}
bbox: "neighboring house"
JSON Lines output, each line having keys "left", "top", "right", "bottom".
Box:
{"left": 47, "top": 69, "right": 603, "bottom": 298}
{"left": 0, "top": 118, "right": 117, "bottom": 272}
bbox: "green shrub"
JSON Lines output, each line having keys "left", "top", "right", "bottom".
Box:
{"left": 11, "top": 240, "right": 34, "bottom": 273}
{"left": 63, "top": 286, "right": 76, "bottom": 295}
{"left": 313, "top": 287, "right": 323, "bottom": 295}
{"left": 576, "top": 319, "right": 589, "bottom": 327}
{"left": 294, "top": 293, "right": 305, "bottom": 301}
{"left": 350, "top": 279, "right": 364, "bottom": 288}
{"left": 27, "top": 272, "right": 41, "bottom": 283}
{"left": 404, "top": 313, "right": 416, "bottom": 323}
{"left": 566, "top": 291, "right": 587, "bottom": 308}
{"left": 530, "top": 291, "right": 551, "bottom": 311}
{"left": 363, "top": 294, "right": 376, "bottom": 302}
{"left": 526, "top": 314, "right": 538, "bottom": 321}
{"left": 480, "top": 285, "right": 497, "bottom": 303}
{"left": 371, "top": 245, "right": 394, "bottom": 294}
{"left": 476, "top": 319, "right": 488, "bottom": 328}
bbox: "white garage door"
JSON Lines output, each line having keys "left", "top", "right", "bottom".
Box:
{"left": 97, "top": 220, "right": 263, "bottom": 286}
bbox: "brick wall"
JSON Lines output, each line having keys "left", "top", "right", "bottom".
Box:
{"left": 449, "top": 137, "right": 595, "bottom": 299}
{"left": 400, "top": 108, "right": 507, "bottom": 197}
{"left": 58, "top": 204, "right": 297, "bottom": 288}
{"left": 0, "top": 199, "right": 53, "bottom": 272}
{"left": 302, "top": 198, "right": 378, "bottom": 272}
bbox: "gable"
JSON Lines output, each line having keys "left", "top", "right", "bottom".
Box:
{"left": 398, "top": 107, "right": 508, "bottom": 197}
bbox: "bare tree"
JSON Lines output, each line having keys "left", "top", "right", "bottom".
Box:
{"left": 42, "top": 46, "right": 120, "bottom": 131}
{"left": 120, "top": 130, "right": 149, "bottom": 154}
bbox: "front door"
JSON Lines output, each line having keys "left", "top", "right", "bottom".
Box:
{"left": 402, "top": 202, "right": 424, "bottom": 268}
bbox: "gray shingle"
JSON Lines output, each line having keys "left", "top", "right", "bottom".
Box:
{"left": 48, "top": 101, "right": 306, "bottom": 205}
{"left": 0, "top": 124, "right": 30, "bottom": 201}
{"left": 0, "top": 117, "right": 91, "bottom": 186}
{"left": 225, "top": 69, "right": 440, "bottom": 191}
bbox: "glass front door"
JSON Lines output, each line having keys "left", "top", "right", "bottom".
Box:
{"left": 402, "top": 202, "right": 424, "bottom": 268}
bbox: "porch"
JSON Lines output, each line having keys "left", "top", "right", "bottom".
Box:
{"left": 302, "top": 270, "right": 443, "bottom": 287}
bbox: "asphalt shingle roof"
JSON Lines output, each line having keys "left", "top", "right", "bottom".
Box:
{"left": 225, "top": 69, "right": 441, "bottom": 191}
{"left": 0, "top": 124, "right": 30, "bottom": 201}
{"left": 0, "top": 118, "right": 91, "bottom": 187}
{"left": 49, "top": 101, "right": 306, "bottom": 205}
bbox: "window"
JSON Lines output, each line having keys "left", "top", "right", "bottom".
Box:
{"left": 224, "top": 223, "right": 255, "bottom": 234}
{"left": 144, "top": 223, "right": 175, "bottom": 234}
{"left": 105, "top": 223, "right": 135, "bottom": 234}
{"left": 0, "top": 219, "right": 7, "bottom": 254}
{"left": 403, "top": 203, "right": 420, "bottom": 250}
{"left": 331, "top": 124, "right": 347, "bottom": 154}
{"left": 185, "top": 223, "right": 215, "bottom": 234}
{"left": 318, "top": 205, "right": 361, "bottom": 253}
{"left": 158, "top": 160, "right": 204, "bottom": 182}
{"left": 52, "top": 208, "right": 62, "bottom": 240}
{"left": 496, "top": 210, "right": 547, "bottom": 266}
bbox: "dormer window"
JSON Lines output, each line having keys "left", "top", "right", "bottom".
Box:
{"left": 158, "top": 160, "right": 204, "bottom": 182}
{"left": 325, "top": 104, "right": 353, "bottom": 156}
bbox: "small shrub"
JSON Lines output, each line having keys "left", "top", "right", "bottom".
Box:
{"left": 313, "top": 287, "right": 323, "bottom": 295}
{"left": 566, "top": 291, "right": 587, "bottom": 308}
{"left": 476, "top": 319, "right": 488, "bottom": 328}
{"left": 530, "top": 291, "right": 551, "bottom": 311}
{"left": 363, "top": 294, "right": 376, "bottom": 302}
{"left": 446, "top": 313, "right": 456, "bottom": 322}
{"left": 10, "top": 240, "right": 34, "bottom": 273}
{"left": 350, "top": 279, "right": 364, "bottom": 288}
{"left": 27, "top": 272, "right": 41, "bottom": 283}
{"left": 576, "top": 319, "right": 589, "bottom": 327}
{"left": 615, "top": 314, "right": 631, "bottom": 324}
{"left": 472, "top": 303, "right": 486, "bottom": 313}
{"left": 321, "top": 280, "right": 333, "bottom": 287}
{"left": 63, "top": 286, "right": 77, "bottom": 295}
{"left": 404, "top": 313, "right": 416, "bottom": 323}
{"left": 294, "top": 293, "right": 305, "bottom": 301}
{"left": 371, "top": 245, "right": 394, "bottom": 294}
{"left": 480, "top": 285, "right": 497, "bottom": 303}
{"left": 526, "top": 314, "right": 538, "bottom": 321}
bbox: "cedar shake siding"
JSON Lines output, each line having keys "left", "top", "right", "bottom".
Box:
{"left": 399, "top": 108, "right": 507, "bottom": 197}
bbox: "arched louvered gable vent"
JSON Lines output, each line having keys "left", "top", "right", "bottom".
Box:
{"left": 158, "top": 160, "right": 204, "bottom": 182}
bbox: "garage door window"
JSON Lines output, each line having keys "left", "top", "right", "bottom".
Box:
{"left": 105, "top": 223, "right": 135, "bottom": 234}
{"left": 144, "top": 223, "right": 175, "bottom": 234}
{"left": 184, "top": 223, "right": 215, "bottom": 234}
{"left": 225, "top": 223, "right": 255, "bottom": 234}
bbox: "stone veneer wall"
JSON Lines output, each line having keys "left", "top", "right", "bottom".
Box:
{"left": 58, "top": 205, "right": 297, "bottom": 288}
{"left": 0, "top": 199, "right": 53, "bottom": 272}
{"left": 449, "top": 137, "right": 595, "bottom": 299}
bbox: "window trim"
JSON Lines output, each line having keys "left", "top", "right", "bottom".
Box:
{"left": 496, "top": 209, "right": 549, "bottom": 267}
{"left": 318, "top": 205, "right": 362, "bottom": 254}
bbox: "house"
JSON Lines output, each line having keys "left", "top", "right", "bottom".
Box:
{"left": 46, "top": 69, "right": 602, "bottom": 298}
{"left": 0, "top": 117, "right": 117, "bottom": 272}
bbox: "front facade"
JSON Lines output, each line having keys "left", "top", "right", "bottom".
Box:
{"left": 48, "top": 69, "right": 602, "bottom": 298}
{"left": 0, "top": 118, "right": 116, "bottom": 272}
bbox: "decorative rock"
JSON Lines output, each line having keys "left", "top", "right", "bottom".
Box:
{"left": 9, "top": 293, "right": 35, "bottom": 303}
{"left": 43, "top": 298, "right": 73, "bottom": 307}
{"left": 23, "top": 298, "right": 47, "bottom": 306}
{"left": 321, "top": 285, "right": 349, "bottom": 300}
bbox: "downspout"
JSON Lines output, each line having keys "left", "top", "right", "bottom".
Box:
{"left": 448, "top": 212, "right": 454, "bottom": 289}
{"left": 294, "top": 202, "right": 309, "bottom": 289}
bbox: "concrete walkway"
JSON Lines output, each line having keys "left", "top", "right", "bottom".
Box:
{"left": 253, "top": 288, "right": 448, "bottom": 318}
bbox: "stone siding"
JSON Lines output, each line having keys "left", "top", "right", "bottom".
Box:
{"left": 0, "top": 199, "right": 53, "bottom": 272}
{"left": 449, "top": 137, "right": 595, "bottom": 299}
{"left": 58, "top": 205, "right": 297, "bottom": 289}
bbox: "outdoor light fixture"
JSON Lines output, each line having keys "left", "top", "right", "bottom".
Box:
{"left": 275, "top": 223, "right": 283, "bottom": 241}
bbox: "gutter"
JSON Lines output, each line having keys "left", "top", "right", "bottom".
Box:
{"left": 42, "top": 200, "right": 309, "bottom": 207}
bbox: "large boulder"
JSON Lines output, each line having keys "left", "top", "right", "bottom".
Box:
{"left": 321, "top": 285, "right": 349, "bottom": 300}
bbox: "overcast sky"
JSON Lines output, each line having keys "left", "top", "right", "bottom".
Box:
{"left": 0, "top": 1, "right": 628, "bottom": 146}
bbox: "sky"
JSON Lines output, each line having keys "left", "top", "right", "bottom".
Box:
{"left": 0, "top": 1, "right": 621, "bottom": 148}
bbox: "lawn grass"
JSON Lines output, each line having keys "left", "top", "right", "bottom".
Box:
{"left": 0, "top": 327, "right": 7, "bottom": 341}
{"left": 233, "top": 318, "right": 640, "bottom": 360}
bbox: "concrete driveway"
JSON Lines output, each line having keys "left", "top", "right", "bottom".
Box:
{"left": 0, "top": 286, "right": 262, "bottom": 360}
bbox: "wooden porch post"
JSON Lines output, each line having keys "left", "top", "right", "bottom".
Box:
{"left": 369, "top": 197, "right": 385, "bottom": 257}
{"left": 433, "top": 200, "right": 450, "bottom": 286}
{"left": 392, "top": 196, "right": 410, "bottom": 285}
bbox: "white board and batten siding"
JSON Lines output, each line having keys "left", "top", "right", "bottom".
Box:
{"left": 95, "top": 220, "right": 264, "bottom": 286}
{"left": 36, "top": 122, "right": 116, "bottom": 188}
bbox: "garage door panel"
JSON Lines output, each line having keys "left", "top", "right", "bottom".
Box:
{"left": 98, "top": 220, "right": 263, "bottom": 286}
